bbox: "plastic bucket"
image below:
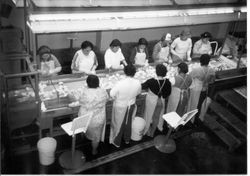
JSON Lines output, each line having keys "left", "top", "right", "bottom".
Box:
{"left": 131, "top": 117, "right": 146, "bottom": 141}
{"left": 37, "top": 137, "right": 57, "bottom": 166}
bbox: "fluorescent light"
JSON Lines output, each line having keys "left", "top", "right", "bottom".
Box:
{"left": 27, "top": 6, "right": 246, "bottom": 33}
{"left": 29, "top": 7, "right": 240, "bottom": 22}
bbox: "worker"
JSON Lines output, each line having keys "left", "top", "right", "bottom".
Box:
{"left": 37, "top": 45, "right": 62, "bottom": 77}
{"left": 78, "top": 74, "right": 109, "bottom": 155}
{"left": 104, "top": 39, "right": 127, "bottom": 70}
{"left": 152, "top": 33, "right": 172, "bottom": 63}
{"left": 192, "top": 32, "right": 212, "bottom": 58}
{"left": 171, "top": 28, "right": 192, "bottom": 63}
{"left": 187, "top": 54, "right": 215, "bottom": 124}
{"left": 71, "top": 41, "right": 98, "bottom": 74}
{"left": 109, "top": 64, "right": 141, "bottom": 147}
{"left": 129, "top": 38, "right": 150, "bottom": 66}
{"left": 142, "top": 64, "right": 172, "bottom": 137}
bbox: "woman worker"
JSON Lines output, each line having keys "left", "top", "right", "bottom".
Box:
{"left": 71, "top": 41, "right": 98, "bottom": 74}
{"left": 192, "top": 32, "right": 213, "bottom": 58}
{"left": 187, "top": 54, "right": 215, "bottom": 124}
{"left": 37, "top": 45, "right": 62, "bottom": 77}
{"left": 142, "top": 64, "right": 172, "bottom": 137}
{"left": 220, "top": 32, "right": 238, "bottom": 59}
{"left": 104, "top": 39, "right": 127, "bottom": 70}
{"left": 171, "top": 28, "right": 192, "bottom": 63}
{"left": 129, "top": 38, "right": 150, "bottom": 66}
{"left": 166, "top": 62, "right": 192, "bottom": 117}
{"left": 78, "top": 74, "right": 109, "bottom": 155}
{"left": 152, "top": 33, "right": 172, "bottom": 63}
{"left": 109, "top": 64, "right": 141, "bottom": 147}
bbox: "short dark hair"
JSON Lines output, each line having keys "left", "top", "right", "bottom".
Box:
{"left": 178, "top": 62, "right": 189, "bottom": 74}
{"left": 110, "top": 39, "right": 122, "bottom": 47}
{"left": 124, "top": 64, "right": 136, "bottom": 77}
{"left": 156, "top": 64, "right": 167, "bottom": 77}
{"left": 138, "top": 38, "right": 148, "bottom": 46}
{"left": 201, "top": 32, "right": 212, "bottom": 39}
{"left": 81, "top": 41, "right": 94, "bottom": 50}
{"left": 200, "top": 54, "right": 211, "bottom": 66}
{"left": 86, "top": 74, "right": 99, "bottom": 88}
{"left": 37, "top": 45, "right": 51, "bottom": 56}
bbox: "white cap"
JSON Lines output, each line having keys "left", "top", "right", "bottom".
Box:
{"left": 165, "top": 33, "right": 172, "bottom": 41}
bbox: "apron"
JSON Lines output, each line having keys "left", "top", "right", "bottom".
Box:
{"left": 109, "top": 101, "right": 137, "bottom": 144}
{"left": 41, "top": 60, "right": 57, "bottom": 78}
{"left": 41, "top": 60, "right": 55, "bottom": 73}
{"left": 166, "top": 75, "right": 188, "bottom": 116}
{"left": 175, "top": 75, "right": 190, "bottom": 116}
{"left": 187, "top": 68, "right": 209, "bottom": 123}
{"left": 143, "top": 79, "right": 166, "bottom": 135}
{"left": 78, "top": 56, "right": 94, "bottom": 72}
{"left": 158, "top": 46, "right": 170, "bottom": 62}
{"left": 135, "top": 48, "right": 146, "bottom": 66}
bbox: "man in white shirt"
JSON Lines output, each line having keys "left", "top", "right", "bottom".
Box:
{"left": 104, "top": 39, "right": 127, "bottom": 70}
{"left": 171, "top": 28, "right": 192, "bottom": 63}
{"left": 109, "top": 64, "right": 141, "bottom": 147}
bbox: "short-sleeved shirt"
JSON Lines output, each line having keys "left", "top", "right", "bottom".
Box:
{"left": 110, "top": 77, "right": 141, "bottom": 106}
{"left": 104, "top": 48, "right": 125, "bottom": 69}
{"left": 171, "top": 37, "right": 192, "bottom": 59}
{"left": 142, "top": 78, "right": 172, "bottom": 98}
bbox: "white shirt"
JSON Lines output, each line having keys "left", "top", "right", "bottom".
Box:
{"left": 104, "top": 48, "right": 125, "bottom": 69}
{"left": 110, "top": 77, "right": 141, "bottom": 107}
{"left": 72, "top": 50, "right": 97, "bottom": 72}
{"left": 192, "top": 39, "right": 212, "bottom": 55}
{"left": 171, "top": 37, "right": 192, "bottom": 59}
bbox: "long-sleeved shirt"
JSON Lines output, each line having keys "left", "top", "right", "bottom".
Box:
{"left": 104, "top": 48, "right": 125, "bottom": 69}
{"left": 192, "top": 39, "right": 212, "bottom": 56}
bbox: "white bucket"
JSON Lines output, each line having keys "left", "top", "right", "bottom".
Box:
{"left": 37, "top": 137, "right": 57, "bottom": 166}
{"left": 131, "top": 117, "right": 146, "bottom": 141}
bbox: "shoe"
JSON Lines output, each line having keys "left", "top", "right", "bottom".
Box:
{"left": 112, "top": 142, "right": 120, "bottom": 148}
{"left": 92, "top": 149, "right": 98, "bottom": 155}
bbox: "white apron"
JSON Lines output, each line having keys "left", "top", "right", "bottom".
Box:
{"left": 187, "top": 78, "right": 203, "bottom": 122}
{"left": 41, "top": 60, "right": 55, "bottom": 72}
{"left": 143, "top": 89, "right": 165, "bottom": 135}
{"left": 135, "top": 52, "right": 146, "bottom": 66}
{"left": 166, "top": 87, "right": 181, "bottom": 113}
{"left": 109, "top": 101, "right": 137, "bottom": 144}
{"left": 78, "top": 56, "right": 94, "bottom": 72}
{"left": 199, "top": 97, "right": 212, "bottom": 121}
{"left": 158, "top": 46, "right": 170, "bottom": 62}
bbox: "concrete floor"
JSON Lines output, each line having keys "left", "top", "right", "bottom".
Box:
{"left": 2, "top": 124, "right": 247, "bottom": 174}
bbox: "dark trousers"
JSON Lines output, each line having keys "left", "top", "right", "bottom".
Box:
{"left": 114, "top": 104, "right": 135, "bottom": 147}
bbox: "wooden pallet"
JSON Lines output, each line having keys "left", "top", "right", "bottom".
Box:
{"left": 209, "top": 101, "right": 246, "bottom": 137}
{"left": 204, "top": 114, "right": 241, "bottom": 151}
